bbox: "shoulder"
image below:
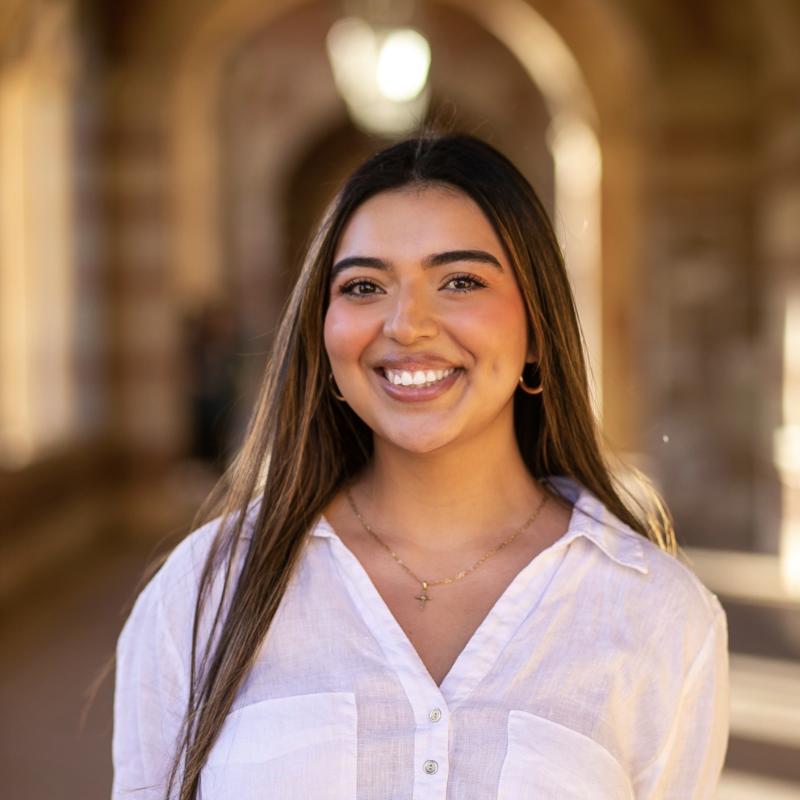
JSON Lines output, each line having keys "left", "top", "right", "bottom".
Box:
{"left": 638, "top": 534, "right": 724, "bottom": 623}
{"left": 117, "top": 519, "right": 217, "bottom": 657}
{"left": 119, "top": 505, "right": 257, "bottom": 662}
{"left": 551, "top": 475, "right": 725, "bottom": 657}
{"left": 150, "top": 498, "right": 263, "bottom": 603}
{"left": 137, "top": 515, "right": 227, "bottom": 615}
{"left": 635, "top": 534, "right": 727, "bottom": 669}
{"left": 611, "top": 522, "right": 728, "bottom": 688}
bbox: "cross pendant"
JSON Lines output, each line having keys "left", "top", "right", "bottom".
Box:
{"left": 415, "top": 581, "right": 431, "bottom": 611}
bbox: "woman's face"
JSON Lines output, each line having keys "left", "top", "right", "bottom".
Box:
{"left": 324, "top": 185, "right": 535, "bottom": 455}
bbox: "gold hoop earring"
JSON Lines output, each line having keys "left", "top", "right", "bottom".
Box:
{"left": 329, "top": 371, "right": 346, "bottom": 402}
{"left": 518, "top": 364, "right": 543, "bottom": 395}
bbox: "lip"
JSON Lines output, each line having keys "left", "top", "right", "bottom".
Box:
{"left": 374, "top": 366, "right": 462, "bottom": 403}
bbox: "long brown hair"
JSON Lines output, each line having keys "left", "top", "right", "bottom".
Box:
{"left": 166, "top": 133, "right": 676, "bottom": 798}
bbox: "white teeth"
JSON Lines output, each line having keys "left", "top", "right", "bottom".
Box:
{"left": 383, "top": 367, "right": 456, "bottom": 387}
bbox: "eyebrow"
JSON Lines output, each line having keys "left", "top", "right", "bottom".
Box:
{"left": 330, "top": 249, "right": 503, "bottom": 280}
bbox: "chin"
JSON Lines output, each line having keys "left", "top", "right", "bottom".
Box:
{"left": 378, "top": 425, "right": 460, "bottom": 455}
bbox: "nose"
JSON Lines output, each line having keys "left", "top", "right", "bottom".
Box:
{"left": 382, "top": 283, "right": 439, "bottom": 344}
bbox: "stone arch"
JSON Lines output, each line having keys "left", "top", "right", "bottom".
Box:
{"left": 119, "top": 0, "right": 653, "bottom": 453}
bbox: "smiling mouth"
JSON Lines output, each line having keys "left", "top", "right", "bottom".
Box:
{"left": 379, "top": 366, "right": 459, "bottom": 388}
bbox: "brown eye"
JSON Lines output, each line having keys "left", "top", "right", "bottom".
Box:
{"left": 340, "top": 279, "right": 384, "bottom": 297}
{"left": 443, "top": 273, "right": 488, "bottom": 292}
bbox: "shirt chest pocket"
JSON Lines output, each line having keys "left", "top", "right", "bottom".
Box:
{"left": 498, "top": 710, "right": 634, "bottom": 800}
{"left": 202, "top": 691, "right": 357, "bottom": 800}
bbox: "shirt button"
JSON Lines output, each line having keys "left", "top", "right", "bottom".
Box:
{"left": 423, "top": 759, "right": 439, "bottom": 775}
{"left": 428, "top": 707, "right": 442, "bottom": 722}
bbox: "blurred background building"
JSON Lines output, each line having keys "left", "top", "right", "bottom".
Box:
{"left": 0, "top": 0, "right": 798, "bottom": 797}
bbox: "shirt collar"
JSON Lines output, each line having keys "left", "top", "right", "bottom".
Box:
{"left": 541, "top": 475, "right": 649, "bottom": 574}
{"left": 310, "top": 475, "right": 649, "bottom": 576}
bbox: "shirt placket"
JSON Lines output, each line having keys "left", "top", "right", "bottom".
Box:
{"left": 409, "top": 688, "right": 450, "bottom": 799}
{"left": 326, "top": 535, "right": 452, "bottom": 799}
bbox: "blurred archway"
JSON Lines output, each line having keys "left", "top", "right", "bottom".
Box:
{"left": 122, "top": 0, "right": 648, "bottom": 465}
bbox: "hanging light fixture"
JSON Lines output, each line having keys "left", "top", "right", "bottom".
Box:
{"left": 326, "top": 10, "right": 432, "bottom": 136}
{"left": 376, "top": 28, "right": 431, "bottom": 102}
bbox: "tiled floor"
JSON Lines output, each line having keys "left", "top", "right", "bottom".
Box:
{"left": 0, "top": 542, "right": 154, "bottom": 800}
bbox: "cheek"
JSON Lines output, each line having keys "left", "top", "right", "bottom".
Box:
{"left": 323, "top": 305, "right": 373, "bottom": 363}
{"left": 456, "top": 295, "right": 529, "bottom": 360}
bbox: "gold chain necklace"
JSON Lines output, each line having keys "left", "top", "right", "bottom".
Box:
{"left": 345, "top": 487, "right": 549, "bottom": 611}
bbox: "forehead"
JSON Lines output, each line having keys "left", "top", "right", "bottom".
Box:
{"left": 334, "top": 186, "right": 506, "bottom": 260}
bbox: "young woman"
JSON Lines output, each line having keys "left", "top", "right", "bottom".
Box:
{"left": 112, "top": 134, "right": 729, "bottom": 800}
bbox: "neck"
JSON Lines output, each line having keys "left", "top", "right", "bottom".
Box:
{"left": 351, "top": 424, "right": 548, "bottom": 553}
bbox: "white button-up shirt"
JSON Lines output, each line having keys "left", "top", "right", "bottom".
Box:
{"left": 113, "top": 476, "right": 729, "bottom": 799}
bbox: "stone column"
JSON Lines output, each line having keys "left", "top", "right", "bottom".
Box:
{"left": 641, "top": 67, "right": 756, "bottom": 551}
{"left": 754, "top": 3, "right": 800, "bottom": 589}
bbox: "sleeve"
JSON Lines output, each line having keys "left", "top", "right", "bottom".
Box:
{"left": 631, "top": 603, "right": 730, "bottom": 800}
{"left": 112, "top": 568, "right": 190, "bottom": 800}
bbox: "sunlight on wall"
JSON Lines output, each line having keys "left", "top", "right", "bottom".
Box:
{"left": 443, "top": 0, "right": 603, "bottom": 415}
{"left": 777, "top": 289, "right": 800, "bottom": 594}
{"left": 0, "top": 64, "right": 33, "bottom": 466}
{"left": 548, "top": 114, "right": 603, "bottom": 411}
{"left": 0, "top": 3, "right": 76, "bottom": 468}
